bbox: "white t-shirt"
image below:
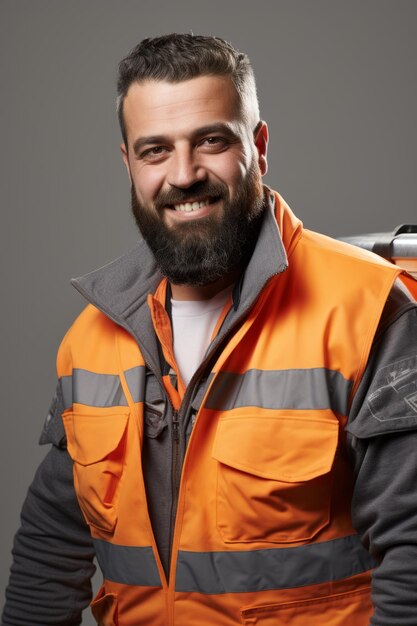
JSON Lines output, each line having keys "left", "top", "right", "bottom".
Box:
{"left": 171, "top": 286, "right": 232, "bottom": 386}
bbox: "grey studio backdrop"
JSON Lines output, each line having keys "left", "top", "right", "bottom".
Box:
{"left": 1, "top": 1, "right": 416, "bottom": 623}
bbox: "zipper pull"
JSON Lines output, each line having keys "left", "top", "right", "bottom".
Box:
{"left": 172, "top": 411, "right": 180, "bottom": 442}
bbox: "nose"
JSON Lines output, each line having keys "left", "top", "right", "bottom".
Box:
{"left": 166, "top": 145, "right": 207, "bottom": 189}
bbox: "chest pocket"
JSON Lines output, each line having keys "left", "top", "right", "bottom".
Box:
{"left": 212, "top": 414, "right": 339, "bottom": 544}
{"left": 63, "top": 409, "right": 129, "bottom": 533}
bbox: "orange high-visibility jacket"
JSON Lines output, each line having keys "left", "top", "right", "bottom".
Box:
{"left": 58, "top": 191, "right": 410, "bottom": 625}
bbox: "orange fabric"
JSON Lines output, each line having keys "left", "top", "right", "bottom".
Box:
{"left": 148, "top": 282, "right": 184, "bottom": 407}
{"left": 57, "top": 192, "right": 411, "bottom": 625}
{"left": 400, "top": 272, "right": 417, "bottom": 300}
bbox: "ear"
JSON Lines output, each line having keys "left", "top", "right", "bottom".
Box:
{"left": 253, "top": 121, "right": 269, "bottom": 176}
{"left": 120, "top": 143, "right": 132, "bottom": 183}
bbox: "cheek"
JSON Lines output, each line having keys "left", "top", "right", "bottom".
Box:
{"left": 209, "top": 153, "right": 248, "bottom": 188}
{"left": 130, "top": 164, "right": 165, "bottom": 203}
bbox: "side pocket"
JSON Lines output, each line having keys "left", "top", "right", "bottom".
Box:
{"left": 62, "top": 409, "right": 129, "bottom": 532}
{"left": 240, "top": 587, "right": 372, "bottom": 625}
{"left": 91, "top": 585, "right": 118, "bottom": 625}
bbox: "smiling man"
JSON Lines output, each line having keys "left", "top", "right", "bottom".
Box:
{"left": 3, "top": 34, "right": 417, "bottom": 626}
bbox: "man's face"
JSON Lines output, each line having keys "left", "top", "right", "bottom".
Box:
{"left": 121, "top": 75, "right": 268, "bottom": 285}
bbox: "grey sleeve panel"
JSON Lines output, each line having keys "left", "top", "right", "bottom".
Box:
{"left": 39, "top": 382, "right": 67, "bottom": 448}
{"left": 351, "top": 433, "right": 417, "bottom": 625}
{"left": 1, "top": 446, "right": 95, "bottom": 625}
{"left": 347, "top": 300, "right": 417, "bottom": 624}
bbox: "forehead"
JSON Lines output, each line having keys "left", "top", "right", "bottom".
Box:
{"left": 122, "top": 75, "right": 241, "bottom": 142}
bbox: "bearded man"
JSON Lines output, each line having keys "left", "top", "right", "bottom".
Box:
{"left": 3, "top": 34, "right": 417, "bottom": 626}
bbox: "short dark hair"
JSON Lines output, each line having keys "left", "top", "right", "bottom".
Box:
{"left": 117, "top": 33, "right": 260, "bottom": 145}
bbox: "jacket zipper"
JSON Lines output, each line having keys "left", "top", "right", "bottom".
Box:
{"left": 172, "top": 411, "right": 180, "bottom": 442}
{"left": 169, "top": 410, "right": 180, "bottom": 561}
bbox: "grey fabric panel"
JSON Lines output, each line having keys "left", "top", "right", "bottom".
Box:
{"left": 175, "top": 535, "right": 376, "bottom": 595}
{"left": 59, "top": 368, "right": 128, "bottom": 409}
{"left": 39, "top": 382, "right": 67, "bottom": 448}
{"left": 60, "top": 375, "right": 74, "bottom": 410}
{"left": 93, "top": 539, "right": 161, "bottom": 587}
{"left": 124, "top": 365, "right": 147, "bottom": 403}
{"left": 205, "top": 368, "right": 353, "bottom": 415}
{"left": 208, "top": 193, "right": 288, "bottom": 356}
{"left": 2, "top": 447, "right": 95, "bottom": 625}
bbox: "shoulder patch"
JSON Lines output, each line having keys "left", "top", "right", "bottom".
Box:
{"left": 347, "top": 355, "right": 417, "bottom": 439}
{"left": 368, "top": 355, "right": 417, "bottom": 422}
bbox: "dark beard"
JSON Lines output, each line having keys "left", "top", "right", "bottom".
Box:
{"left": 130, "top": 163, "right": 265, "bottom": 286}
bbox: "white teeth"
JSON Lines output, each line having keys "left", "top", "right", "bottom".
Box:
{"left": 174, "top": 199, "right": 211, "bottom": 212}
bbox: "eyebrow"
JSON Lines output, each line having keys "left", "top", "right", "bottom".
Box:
{"left": 132, "top": 122, "right": 240, "bottom": 157}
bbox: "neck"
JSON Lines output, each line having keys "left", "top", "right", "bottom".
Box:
{"left": 170, "top": 269, "right": 240, "bottom": 301}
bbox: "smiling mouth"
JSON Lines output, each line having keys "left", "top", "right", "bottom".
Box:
{"left": 167, "top": 196, "right": 220, "bottom": 213}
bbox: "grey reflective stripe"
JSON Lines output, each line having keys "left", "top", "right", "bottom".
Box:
{"left": 125, "top": 365, "right": 147, "bottom": 403}
{"left": 94, "top": 539, "right": 161, "bottom": 587}
{"left": 175, "top": 534, "right": 376, "bottom": 595}
{"left": 205, "top": 368, "right": 353, "bottom": 415}
{"left": 60, "top": 365, "right": 146, "bottom": 409}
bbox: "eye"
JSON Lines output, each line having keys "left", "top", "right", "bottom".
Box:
{"left": 204, "top": 137, "right": 222, "bottom": 144}
{"left": 199, "top": 136, "right": 228, "bottom": 151}
{"left": 140, "top": 146, "right": 168, "bottom": 160}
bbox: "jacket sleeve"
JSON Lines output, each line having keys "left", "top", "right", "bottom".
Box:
{"left": 1, "top": 386, "right": 96, "bottom": 626}
{"left": 347, "top": 283, "right": 417, "bottom": 625}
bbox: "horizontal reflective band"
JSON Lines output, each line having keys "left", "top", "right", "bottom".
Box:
{"left": 176, "top": 534, "right": 376, "bottom": 595}
{"left": 94, "top": 539, "right": 161, "bottom": 587}
{"left": 60, "top": 365, "right": 146, "bottom": 409}
{"left": 125, "top": 365, "right": 147, "bottom": 404}
{"left": 205, "top": 368, "right": 353, "bottom": 415}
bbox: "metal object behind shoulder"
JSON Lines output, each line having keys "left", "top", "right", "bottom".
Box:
{"left": 340, "top": 224, "right": 417, "bottom": 278}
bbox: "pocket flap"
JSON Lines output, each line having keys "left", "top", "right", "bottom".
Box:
{"left": 240, "top": 587, "right": 372, "bottom": 625}
{"left": 212, "top": 415, "right": 338, "bottom": 482}
{"left": 91, "top": 585, "right": 118, "bottom": 625}
{"left": 63, "top": 411, "right": 129, "bottom": 465}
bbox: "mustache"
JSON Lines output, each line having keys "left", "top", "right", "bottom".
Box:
{"left": 154, "top": 181, "right": 228, "bottom": 210}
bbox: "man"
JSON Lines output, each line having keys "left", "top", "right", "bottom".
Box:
{"left": 2, "top": 33, "right": 417, "bottom": 626}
